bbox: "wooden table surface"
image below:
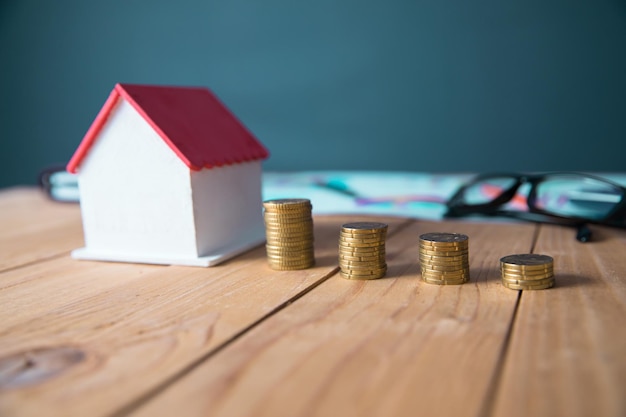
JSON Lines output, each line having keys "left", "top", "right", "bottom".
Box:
{"left": 1, "top": 187, "right": 625, "bottom": 417}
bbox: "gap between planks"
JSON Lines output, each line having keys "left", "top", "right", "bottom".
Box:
{"left": 478, "top": 223, "right": 540, "bottom": 417}
{"left": 108, "top": 218, "right": 416, "bottom": 417}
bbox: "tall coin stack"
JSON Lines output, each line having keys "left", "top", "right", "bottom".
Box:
{"left": 338, "top": 222, "right": 388, "bottom": 280}
{"left": 419, "top": 232, "right": 470, "bottom": 285}
{"left": 263, "top": 199, "right": 315, "bottom": 270}
{"left": 500, "top": 254, "right": 555, "bottom": 290}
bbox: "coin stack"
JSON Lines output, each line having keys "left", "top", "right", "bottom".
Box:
{"left": 418, "top": 232, "right": 470, "bottom": 285}
{"left": 500, "top": 254, "right": 555, "bottom": 290}
{"left": 338, "top": 222, "right": 388, "bottom": 280}
{"left": 263, "top": 199, "right": 315, "bottom": 270}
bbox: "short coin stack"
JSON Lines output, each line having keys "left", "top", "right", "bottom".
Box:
{"left": 500, "top": 254, "right": 555, "bottom": 290}
{"left": 419, "top": 232, "right": 470, "bottom": 285}
{"left": 338, "top": 222, "right": 388, "bottom": 280}
{"left": 263, "top": 199, "right": 315, "bottom": 270}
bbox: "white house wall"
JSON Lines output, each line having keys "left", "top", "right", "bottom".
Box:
{"left": 77, "top": 98, "right": 198, "bottom": 258}
{"left": 191, "top": 160, "right": 264, "bottom": 256}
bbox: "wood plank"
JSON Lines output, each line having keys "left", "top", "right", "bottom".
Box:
{"left": 491, "top": 225, "right": 626, "bottom": 417}
{"left": 0, "top": 215, "right": 409, "bottom": 417}
{"left": 0, "top": 188, "right": 83, "bottom": 271}
{"left": 129, "top": 221, "right": 537, "bottom": 417}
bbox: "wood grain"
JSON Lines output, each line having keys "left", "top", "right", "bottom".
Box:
{"left": 0, "top": 208, "right": 409, "bottom": 417}
{"left": 491, "top": 225, "right": 626, "bottom": 417}
{"left": 4, "top": 188, "right": 626, "bottom": 417}
{"left": 130, "top": 221, "right": 537, "bottom": 417}
{"left": 0, "top": 187, "right": 83, "bottom": 271}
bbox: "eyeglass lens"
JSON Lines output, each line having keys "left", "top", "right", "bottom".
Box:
{"left": 459, "top": 177, "right": 529, "bottom": 210}
{"left": 534, "top": 175, "right": 622, "bottom": 220}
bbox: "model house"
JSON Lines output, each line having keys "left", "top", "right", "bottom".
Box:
{"left": 67, "top": 83, "right": 269, "bottom": 266}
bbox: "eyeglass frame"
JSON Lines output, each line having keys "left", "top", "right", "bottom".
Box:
{"left": 443, "top": 172, "right": 626, "bottom": 240}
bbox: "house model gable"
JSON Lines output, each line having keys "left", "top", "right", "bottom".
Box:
{"left": 67, "top": 83, "right": 269, "bottom": 267}
{"left": 68, "top": 83, "right": 269, "bottom": 173}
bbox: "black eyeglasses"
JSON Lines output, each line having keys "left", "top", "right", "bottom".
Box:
{"left": 444, "top": 172, "right": 626, "bottom": 242}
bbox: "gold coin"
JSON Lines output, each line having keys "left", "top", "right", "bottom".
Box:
{"left": 265, "top": 227, "right": 313, "bottom": 236}
{"left": 264, "top": 209, "right": 311, "bottom": 216}
{"left": 265, "top": 230, "right": 314, "bottom": 238}
{"left": 419, "top": 240, "right": 467, "bottom": 247}
{"left": 420, "top": 262, "right": 469, "bottom": 272}
{"left": 500, "top": 264, "right": 553, "bottom": 274}
{"left": 419, "top": 240, "right": 468, "bottom": 248}
{"left": 339, "top": 251, "right": 385, "bottom": 259}
{"left": 421, "top": 274, "right": 470, "bottom": 283}
{"left": 264, "top": 207, "right": 311, "bottom": 214}
{"left": 267, "top": 247, "right": 314, "bottom": 255}
{"left": 264, "top": 198, "right": 311, "bottom": 207}
{"left": 266, "top": 239, "right": 314, "bottom": 246}
{"left": 267, "top": 256, "right": 315, "bottom": 264}
{"left": 268, "top": 261, "right": 315, "bottom": 270}
{"left": 422, "top": 276, "right": 468, "bottom": 285}
{"left": 501, "top": 275, "right": 555, "bottom": 286}
{"left": 418, "top": 242, "right": 469, "bottom": 251}
{"left": 265, "top": 220, "right": 313, "bottom": 229}
{"left": 341, "top": 222, "right": 388, "bottom": 233}
{"left": 421, "top": 269, "right": 470, "bottom": 279}
{"left": 267, "top": 252, "right": 314, "bottom": 260}
{"left": 419, "top": 256, "right": 468, "bottom": 266}
{"left": 266, "top": 243, "right": 313, "bottom": 252}
{"left": 418, "top": 240, "right": 469, "bottom": 247}
{"left": 268, "top": 262, "right": 315, "bottom": 271}
{"left": 500, "top": 253, "right": 553, "bottom": 266}
{"left": 419, "top": 247, "right": 469, "bottom": 256}
{"left": 502, "top": 272, "right": 554, "bottom": 282}
{"left": 338, "top": 241, "right": 385, "bottom": 249}
{"left": 266, "top": 248, "right": 314, "bottom": 256}
{"left": 419, "top": 261, "right": 469, "bottom": 270}
{"left": 340, "top": 230, "right": 386, "bottom": 239}
{"left": 264, "top": 211, "right": 311, "bottom": 219}
{"left": 338, "top": 235, "right": 385, "bottom": 244}
{"left": 339, "top": 245, "right": 386, "bottom": 253}
{"left": 341, "top": 262, "right": 387, "bottom": 271}
{"left": 266, "top": 228, "right": 314, "bottom": 236}
{"left": 339, "top": 257, "right": 387, "bottom": 266}
{"left": 340, "top": 264, "right": 386, "bottom": 272}
{"left": 420, "top": 255, "right": 468, "bottom": 264}
{"left": 264, "top": 217, "right": 311, "bottom": 225}
{"left": 419, "top": 232, "right": 469, "bottom": 244}
{"left": 501, "top": 280, "right": 554, "bottom": 291}
{"left": 265, "top": 245, "right": 314, "bottom": 253}
{"left": 263, "top": 206, "right": 311, "bottom": 213}
{"left": 266, "top": 247, "right": 313, "bottom": 256}
{"left": 267, "top": 254, "right": 315, "bottom": 263}
{"left": 501, "top": 269, "right": 554, "bottom": 280}
{"left": 339, "top": 271, "right": 385, "bottom": 280}
{"left": 268, "top": 256, "right": 315, "bottom": 264}
{"left": 341, "top": 270, "right": 388, "bottom": 279}
{"left": 418, "top": 250, "right": 469, "bottom": 260}
{"left": 339, "top": 267, "right": 387, "bottom": 279}
{"left": 339, "top": 251, "right": 385, "bottom": 258}
{"left": 339, "top": 255, "right": 386, "bottom": 263}
{"left": 339, "top": 258, "right": 386, "bottom": 266}
{"left": 266, "top": 240, "right": 313, "bottom": 248}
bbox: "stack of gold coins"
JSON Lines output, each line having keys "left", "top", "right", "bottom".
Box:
{"left": 500, "top": 254, "right": 555, "bottom": 290}
{"left": 338, "top": 222, "right": 388, "bottom": 280}
{"left": 263, "top": 199, "right": 315, "bottom": 270}
{"left": 419, "top": 232, "right": 470, "bottom": 285}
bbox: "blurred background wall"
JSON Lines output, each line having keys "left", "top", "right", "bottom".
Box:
{"left": 1, "top": 0, "right": 625, "bottom": 188}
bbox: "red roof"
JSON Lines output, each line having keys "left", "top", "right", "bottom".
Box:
{"left": 67, "top": 83, "right": 269, "bottom": 173}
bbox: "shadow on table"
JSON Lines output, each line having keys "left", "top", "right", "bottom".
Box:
{"left": 552, "top": 273, "right": 596, "bottom": 288}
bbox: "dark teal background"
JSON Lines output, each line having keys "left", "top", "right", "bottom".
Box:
{"left": 1, "top": 0, "right": 625, "bottom": 188}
